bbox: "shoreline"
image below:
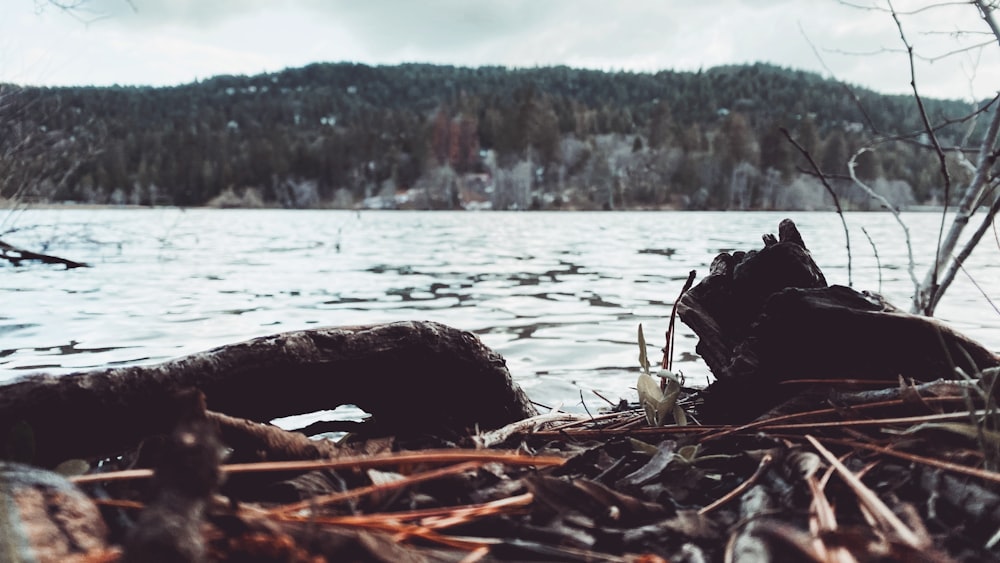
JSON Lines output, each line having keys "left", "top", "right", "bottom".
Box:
{"left": 2, "top": 201, "right": 948, "bottom": 213}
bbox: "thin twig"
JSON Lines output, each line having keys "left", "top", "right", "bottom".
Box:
{"left": 888, "top": 0, "right": 953, "bottom": 315}
{"left": 695, "top": 394, "right": 965, "bottom": 443}
{"left": 473, "top": 412, "right": 584, "bottom": 449}
{"left": 780, "top": 127, "right": 852, "bottom": 286}
{"left": 271, "top": 461, "right": 483, "bottom": 516}
{"left": 764, "top": 409, "right": 989, "bottom": 432}
{"left": 915, "top": 0, "right": 1000, "bottom": 315}
{"left": 804, "top": 434, "right": 1000, "bottom": 485}
{"left": 846, "top": 148, "right": 917, "bottom": 301}
{"left": 931, "top": 185, "right": 1000, "bottom": 314}
{"left": 71, "top": 449, "right": 567, "bottom": 484}
{"left": 860, "top": 226, "right": 883, "bottom": 294}
{"left": 806, "top": 435, "right": 924, "bottom": 548}
{"left": 957, "top": 261, "right": 1000, "bottom": 316}
{"left": 664, "top": 270, "right": 697, "bottom": 372}
{"left": 698, "top": 453, "right": 773, "bottom": 515}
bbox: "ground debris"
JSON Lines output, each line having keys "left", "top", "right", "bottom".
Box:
{"left": 43, "top": 374, "right": 995, "bottom": 562}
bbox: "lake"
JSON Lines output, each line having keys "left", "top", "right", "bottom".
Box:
{"left": 3, "top": 209, "right": 999, "bottom": 415}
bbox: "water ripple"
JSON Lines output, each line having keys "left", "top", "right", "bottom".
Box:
{"left": 3, "top": 209, "right": 999, "bottom": 413}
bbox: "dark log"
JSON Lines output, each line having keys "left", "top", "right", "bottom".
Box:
{"left": 0, "top": 321, "right": 537, "bottom": 467}
{"left": 678, "top": 219, "right": 828, "bottom": 381}
{"left": 678, "top": 219, "right": 1000, "bottom": 423}
{"left": 734, "top": 285, "right": 1000, "bottom": 382}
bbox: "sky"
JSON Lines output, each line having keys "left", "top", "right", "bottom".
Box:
{"left": 1, "top": 0, "right": 998, "bottom": 101}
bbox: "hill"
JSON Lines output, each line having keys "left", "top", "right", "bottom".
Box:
{"left": 0, "top": 62, "right": 981, "bottom": 210}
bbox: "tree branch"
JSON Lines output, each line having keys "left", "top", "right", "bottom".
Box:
{"left": 914, "top": 1, "right": 1000, "bottom": 315}
{"left": 846, "top": 146, "right": 918, "bottom": 307}
{"left": 888, "top": 0, "right": 954, "bottom": 315}
{"left": 780, "top": 128, "right": 852, "bottom": 287}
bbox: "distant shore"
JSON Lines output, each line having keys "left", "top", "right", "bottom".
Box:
{"left": 3, "top": 200, "right": 952, "bottom": 213}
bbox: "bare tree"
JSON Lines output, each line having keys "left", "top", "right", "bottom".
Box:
{"left": 821, "top": 0, "right": 1000, "bottom": 316}
{"left": 892, "top": 0, "right": 1000, "bottom": 315}
{"left": 0, "top": 0, "right": 114, "bottom": 267}
{"left": 872, "top": 0, "right": 1000, "bottom": 315}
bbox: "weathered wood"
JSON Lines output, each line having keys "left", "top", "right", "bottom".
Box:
{"left": 678, "top": 219, "right": 827, "bottom": 380}
{"left": 678, "top": 219, "right": 1000, "bottom": 423}
{"left": 734, "top": 285, "right": 1000, "bottom": 381}
{"left": 0, "top": 321, "right": 537, "bottom": 467}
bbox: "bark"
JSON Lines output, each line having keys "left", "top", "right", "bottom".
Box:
{"left": 0, "top": 321, "right": 537, "bottom": 467}
{"left": 678, "top": 219, "right": 1000, "bottom": 423}
{"left": 677, "top": 218, "right": 827, "bottom": 380}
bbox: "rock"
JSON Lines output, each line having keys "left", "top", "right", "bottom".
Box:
{"left": 0, "top": 462, "right": 108, "bottom": 561}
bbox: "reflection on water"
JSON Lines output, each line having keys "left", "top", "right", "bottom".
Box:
{"left": 2, "top": 209, "right": 999, "bottom": 413}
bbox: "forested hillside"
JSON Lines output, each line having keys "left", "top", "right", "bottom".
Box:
{"left": 0, "top": 62, "right": 981, "bottom": 210}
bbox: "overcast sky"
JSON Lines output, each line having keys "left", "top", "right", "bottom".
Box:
{"left": 1, "top": 0, "right": 998, "bottom": 101}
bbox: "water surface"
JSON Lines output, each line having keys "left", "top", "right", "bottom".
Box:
{"left": 3, "top": 209, "right": 998, "bottom": 413}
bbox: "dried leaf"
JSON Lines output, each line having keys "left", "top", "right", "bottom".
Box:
{"left": 618, "top": 440, "right": 679, "bottom": 488}
{"left": 570, "top": 478, "right": 667, "bottom": 522}
{"left": 677, "top": 444, "right": 700, "bottom": 463}
{"left": 628, "top": 438, "right": 661, "bottom": 457}
{"left": 673, "top": 404, "right": 689, "bottom": 427}
{"left": 638, "top": 324, "right": 651, "bottom": 374}
{"left": 54, "top": 459, "right": 90, "bottom": 477}
{"left": 637, "top": 372, "right": 669, "bottom": 426}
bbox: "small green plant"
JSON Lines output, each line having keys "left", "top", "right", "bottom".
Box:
{"left": 636, "top": 324, "right": 688, "bottom": 426}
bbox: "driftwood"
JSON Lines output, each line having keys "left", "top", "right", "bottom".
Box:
{"left": 678, "top": 219, "right": 1000, "bottom": 423}
{"left": 0, "top": 238, "right": 89, "bottom": 268}
{"left": 0, "top": 321, "right": 537, "bottom": 467}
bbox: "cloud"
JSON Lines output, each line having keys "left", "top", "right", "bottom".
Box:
{"left": 87, "top": 0, "right": 272, "bottom": 27}
{"left": 3, "top": 0, "right": 998, "bottom": 98}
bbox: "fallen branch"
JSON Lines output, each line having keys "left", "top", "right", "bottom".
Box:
{"left": 1, "top": 321, "right": 538, "bottom": 466}
{"left": 0, "top": 238, "right": 88, "bottom": 268}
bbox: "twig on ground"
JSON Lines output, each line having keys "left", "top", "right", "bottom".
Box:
{"left": 698, "top": 453, "right": 773, "bottom": 516}
{"left": 472, "top": 412, "right": 584, "bottom": 449}
{"left": 806, "top": 434, "right": 925, "bottom": 548}
{"left": 72, "top": 449, "right": 567, "bottom": 485}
